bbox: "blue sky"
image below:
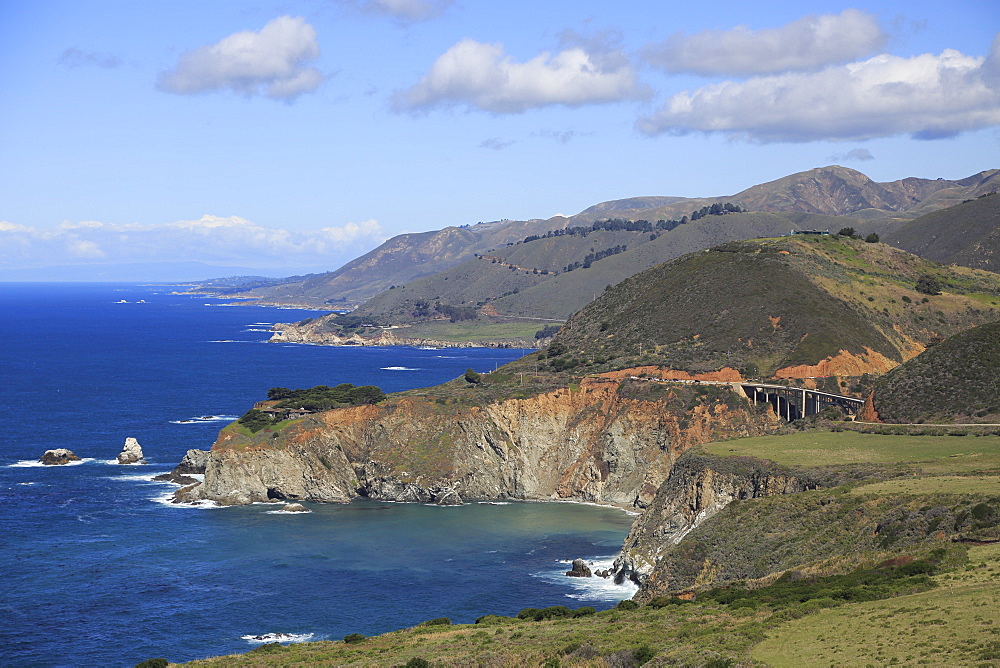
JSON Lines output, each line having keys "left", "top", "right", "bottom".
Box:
{"left": 1, "top": 0, "right": 998, "bottom": 279}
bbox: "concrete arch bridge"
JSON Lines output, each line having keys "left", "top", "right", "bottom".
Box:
{"left": 630, "top": 376, "right": 865, "bottom": 422}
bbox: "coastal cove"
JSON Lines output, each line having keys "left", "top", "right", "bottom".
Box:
{"left": 0, "top": 284, "right": 636, "bottom": 667}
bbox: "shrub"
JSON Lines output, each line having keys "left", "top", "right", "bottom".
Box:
{"left": 135, "top": 660, "right": 169, "bottom": 668}
{"left": 464, "top": 368, "right": 482, "bottom": 385}
{"left": 616, "top": 599, "right": 639, "bottom": 610}
{"left": 405, "top": 659, "right": 430, "bottom": 668}
{"left": 915, "top": 275, "right": 942, "bottom": 295}
{"left": 865, "top": 233, "right": 880, "bottom": 243}
{"left": 572, "top": 606, "right": 596, "bottom": 617}
{"left": 421, "top": 617, "right": 452, "bottom": 626}
{"left": 633, "top": 644, "right": 656, "bottom": 665}
{"left": 343, "top": 633, "right": 366, "bottom": 644}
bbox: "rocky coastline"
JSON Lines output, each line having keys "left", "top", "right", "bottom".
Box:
{"left": 172, "top": 375, "right": 779, "bottom": 509}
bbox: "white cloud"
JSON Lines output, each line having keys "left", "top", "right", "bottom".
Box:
{"left": 829, "top": 148, "right": 875, "bottom": 162}
{"left": 157, "top": 16, "right": 324, "bottom": 100}
{"left": 393, "top": 38, "right": 646, "bottom": 114}
{"left": 0, "top": 215, "right": 385, "bottom": 271}
{"left": 480, "top": 137, "right": 515, "bottom": 150}
{"left": 351, "top": 0, "right": 454, "bottom": 23}
{"left": 643, "top": 9, "right": 887, "bottom": 76}
{"left": 58, "top": 47, "right": 121, "bottom": 69}
{"left": 637, "top": 43, "right": 1000, "bottom": 142}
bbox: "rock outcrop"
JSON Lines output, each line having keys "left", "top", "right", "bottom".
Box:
{"left": 270, "top": 323, "right": 483, "bottom": 348}
{"left": 154, "top": 449, "right": 209, "bottom": 484}
{"left": 116, "top": 437, "right": 145, "bottom": 464}
{"left": 281, "top": 503, "right": 308, "bottom": 513}
{"left": 175, "top": 376, "right": 780, "bottom": 508}
{"left": 612, "top": 453, "right": 828, "bottom": 586}
{"left": 39, "top": 449, "right": 81, "bottom": 465}
{"left": 566, "top": 559, "right": 592, "bottom": 577}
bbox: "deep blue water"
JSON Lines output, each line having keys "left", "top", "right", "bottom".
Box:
{"left": 0, "top": 284, "right": 636, "bottom": 667}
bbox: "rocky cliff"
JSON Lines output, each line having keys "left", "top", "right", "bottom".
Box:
{"left": 269, "top": 322, "right": 495, "bottom": 348}
{"left": 175, "top": 377, "right": 779, "bottom": 508}
{"left": 611, "top": 453, "right": 825, "bottom": 586}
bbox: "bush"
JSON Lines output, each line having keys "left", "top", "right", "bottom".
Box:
{"left": 464, "top": 368, "right": 482, "bottom": 384}
{"left": 237, "top": 408, "right": 273, "bottom": 434}
{"left": 421, "top": 617, "right": 452, "bottom": 626}
{"left": 343, "top": 633, "right": 366, "bottom": 644}
{"left": 616, "top": 599, "right": 639, "bottom": 610}
{"left": 135, "top": 660, "right": 169, "bottom": 668}
{"left": 405, "top": 659, "right": 430, "bottom": 668}
{"left": 915, "top": 275, "right": 942, "bottom": 295}
{"left": 865, "top": 233, "right": 880, "bottom": 243}
{"left": 633, "top": 644, "right": 656, "bottom": 665}
{"left": 837, "top": 227, "right": 858, "bottom": 238}
{"left": 572, "top": 606, "right": 596, "bottom": 617}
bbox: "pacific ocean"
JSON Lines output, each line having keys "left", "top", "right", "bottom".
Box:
{"left": 0, "top": 283, "right": 636, "bottom": 667}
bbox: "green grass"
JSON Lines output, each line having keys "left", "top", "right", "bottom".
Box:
{"left": 851, "top": 475, "right": 1000, "bottom": 496}
{"left": 397, "top": 319, "right": 549, "bottom": 343}
{"left": 752, "top": 543, "right": 1000, "bottom": 667}
{"left": 702, "top": 431, "right": 1000, "bottom": 474}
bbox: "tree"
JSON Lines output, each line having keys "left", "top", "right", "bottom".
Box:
{"left": 267, "top": 387, "right": 293, "bottom": 400}
{"left": 915, "top": 275, "right": 942, "bottom": 295}
{"left": 464, "top": 368, "right": 481, "bottom": 384}
{"left": 865, "top": 233, "right": 880, "bottom": 243}
{"left": 837, "top": 227, "right": 857, "bottom": 238}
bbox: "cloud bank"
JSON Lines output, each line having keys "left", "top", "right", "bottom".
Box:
{"left": 393, "top": 38, "right": 645, "bottom": 113}
{"left": 643, "top": 9, "right": 887, "bottom": 76}
{"left": 158, "top": 16, "right": 324, "bottom": 100}
{"left": 0, "top": 216, "right": 385, "bottom": 274}
{"left": 638, "top": 41, "right": 1000, "bottom": 142}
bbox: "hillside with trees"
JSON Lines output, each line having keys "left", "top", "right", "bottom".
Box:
{"left": 201, "top": 166, "right": 997, "bottom": 310}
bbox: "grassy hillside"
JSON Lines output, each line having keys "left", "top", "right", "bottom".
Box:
{"left": 538, "top": 235, "right": 1000, "bottom": 377}
{"left": 885, "top": 192, "right": 1000, "bottom": 272}
{"left": 871, "top": 321, "right": 1000, "bottom": 424}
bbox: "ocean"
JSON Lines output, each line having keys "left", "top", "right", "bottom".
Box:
{"left": 0, "top": 283, "right": 637, "bottom": 667}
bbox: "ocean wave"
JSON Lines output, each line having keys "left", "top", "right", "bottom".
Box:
{"left": 381, "top": 366, "right": 421, "bottom": 371}
{"left": 532, "top": 556, "right": 638, "bottom": 603}
{"left": 264, "top": 509, "right": 313, "bottom": 515}
{"left": 170, "top": 415, "right": 237, "bottom": 424}
{"left": 478, "top": 501, "right": 511, "bottom": 505}
{"left": 9, "top": 458, "right": 95, "bottom": 468}
{"left": 150, "top": 490, "right": 221, "bottom": 509}
{"left": 242, "top": 632, "right": 315, "bottom": 644}
{"left": 242, "top": 328, "right": 272, "bottom": 333}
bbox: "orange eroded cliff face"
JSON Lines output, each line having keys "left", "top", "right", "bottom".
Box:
{"left": 773, "top": 347, "right": 898, "bottom": 379}
{"left": 188, "top": 375, "right": 779, "bottom": 507}
{"left": 599, "top": 367, "right": 745, "bottom": 382}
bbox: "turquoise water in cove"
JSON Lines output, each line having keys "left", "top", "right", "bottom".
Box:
{"left": 0, "top": 283, "right": 637, "bottom": 667}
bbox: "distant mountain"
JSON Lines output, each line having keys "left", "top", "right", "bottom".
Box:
{"left": 871, "top": 321, "right": 1000, "bottom": 424}
{"left": 883, "top": 192, "right": 1000, "bottom": 272}
{"left": 540, "top": 235, "right": 1000, "bottom": 379}
{"left": 224, "top": 165, "right": 996, "bottom": 310}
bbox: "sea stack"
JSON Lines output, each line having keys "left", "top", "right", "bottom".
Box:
{"left": 565, "top": 559, "right": 593, "bottom": 577}
{"left": 116, "top": 437, "right": 145, "bottom": 465}
{"left": 39, "top": 449, "right": 81, "bottom": 465}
